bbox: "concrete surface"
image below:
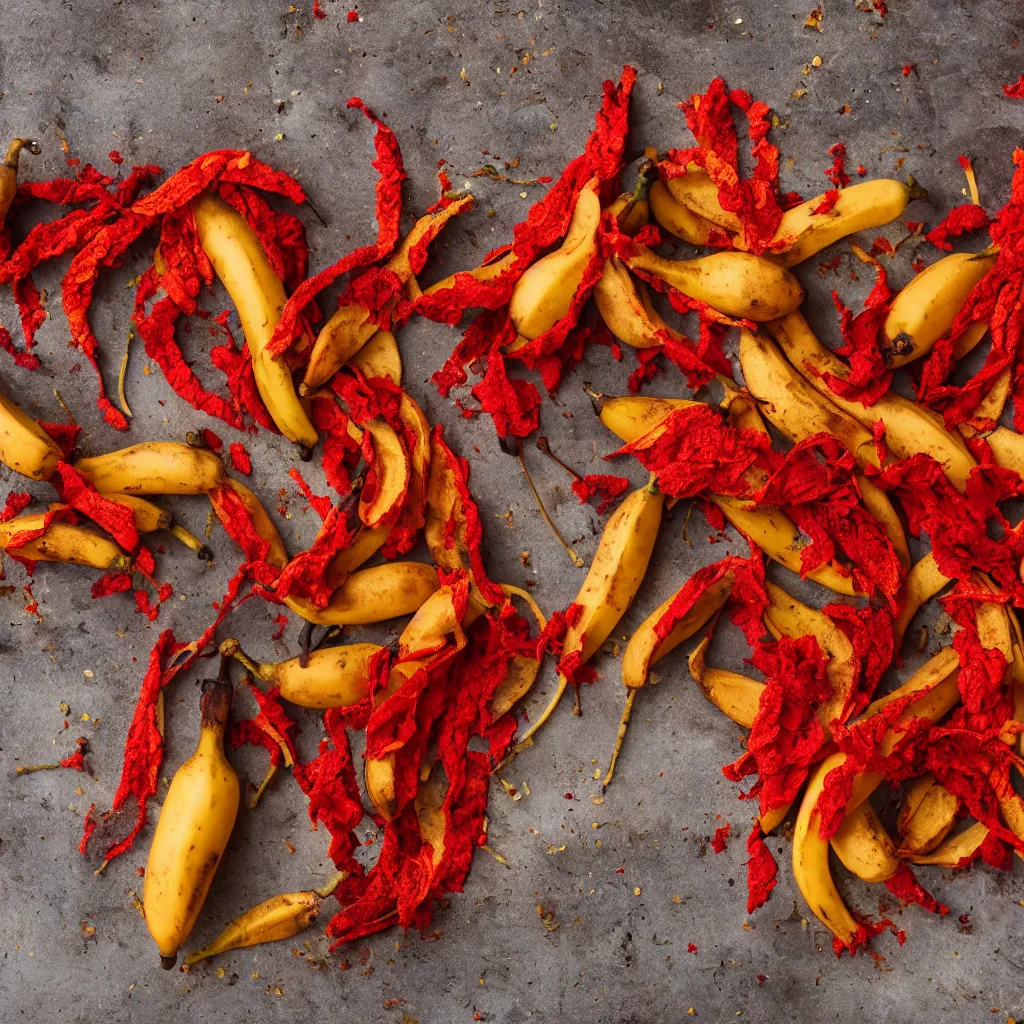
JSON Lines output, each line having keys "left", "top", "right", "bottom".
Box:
{"left": 1, "top": 1, "right": 1023, "bottom": 1021}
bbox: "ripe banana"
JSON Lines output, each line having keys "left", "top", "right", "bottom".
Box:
{"left": 897, "top": 774, "right": 959, "bottom": 855}
{"left": 511, "top": 479, "right": 664, "bottom": 756}
{"left": 648, "top": 179, "right": 722, "bottom": 246}
{"left": 356, "top": 417, "right": 411, "bottom": 529}
{"left": 766, "top": 311, "right": 976, "bottom": 491}
{"left": 0, "top": 393, "right": 62, "bottom": 481}
{"left": 858, "top": 474, "right": 910, "bottom": 569}
{"left": 144, "top": 679, "right": 240, "bottom": 969}
{"left": 763, "top": 581, "right": 856, "bottom": 731}
{"left": 792, "top": 648, "right": 960, "bottom": 942}
{"left": 738, "top": 328, "right": 879, "bottom": 467}
{"left": 292, "top": 561, "right": 438, "bottom": 626}
{"left": 624, "top": 245, "right": 804, "bottom": 322}
{"left": 892, "top": 551, "right": 952, "bottom": 652}
{"left": 192, "top": 192, "right": 317, "bottom": 448}
{"left": 1, "top": 138, "right": 39, "bottom": 222}
{"left": 882, "top": 248, "right": 998, "bottom": 367}
{"left": 347, "top": 329, "right": 402, "bottom": 385}
{"left": 183, "top": 875, "right": 343, "bottom": 966}
{"left": 0, "top": 513, "right": 130, "bottom": 569}
{"left": 219, "top": 637, "right": 381, "bottom": 709}
{"left": 591, "top": 391, "right": 702, "bottom": 444}
{"left": 74, "top": 441, "right": 226, "bottom": 495}
{"left": 509, "top": 177, "right": 601, "bottom": 345}
{"left": 423, "top": 250, "right": 518, "bottom": 298}
{"left": 829, "top": 801, "right": 899, "bottom": 883}
{"left": 593, "top": 256, "right": 682, "bottom": 349}
{"left": 414, "top": 768, "right": 447, "bottom": 867}
{"left": 688, "top": 637, "right": 765, "bottom": 728}
{"left": 50, "top": 492, "right": 171, "bottom": 533}
{"left": 302, "top": 196, "right": 473, "bottom": 392}
{"left": 906, "top": 821, "right": 989, "bottom": 866}
{"left": 664, "top": 166, "right": 743, "bottom": 233}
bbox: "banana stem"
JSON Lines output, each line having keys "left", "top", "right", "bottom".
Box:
{"left": 582, "top": 382, "right": 606, "bottom": 415}
{"left": 52, "top": 388, "right": 76, "bottom": 426}
{"left": 535, "top": 436, "right": 582, "bottom": 482}
{"left": 168, "top": 522, "right": 213, "bottom": 561}
{"left": 3, "top": 138, "right": 40, "bottom": 168}
{"left": 16, "top": 762, "right": 60, "bottom": 774}
{"left": 493, "top": 672, "right": 569, "bottom": 773}
{"left": 117, "top": 330, "right": 133, "bottom": 419}
{"left": 249, "top": 763, "right": 277, "bottom": 809}
{"left": 219, "top": 638, "right": 268, "bottom": 683}
{"left": 517, "top": 442, "right": 584, "bottom": 569}
{"left": 313, "top": 870, "right": 348, "bottom": 899}
{"left": 603, "top": 688, "right": 637, "bottom": 789}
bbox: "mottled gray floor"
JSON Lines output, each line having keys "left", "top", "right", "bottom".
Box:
{"left": 1, "top": 1, "right": 1023, "bottom": 1021}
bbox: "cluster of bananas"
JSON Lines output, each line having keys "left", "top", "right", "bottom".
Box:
{"left": 498, "top": 159, "right": 1020, "bottom": 948}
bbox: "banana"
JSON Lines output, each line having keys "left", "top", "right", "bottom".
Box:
{"left": 393, "top": 394, "right": 431, "bottom": 539}
{"left": 984, "top": 426, "right": 1024, "bottom": 478}
{"left": 144, "top": 679, "right": 239, "bottom": 969}
{"left": 593, "top": 256, "right": 681, "bottom": 349}
{"left": 738, "top": 328, "right": 879, "bottom": 467}
{"left": 857, "top": 474, "right": 911, "bottom": 569}
{"left": 510, "top": 479, "right": 664, "bottom": 757}
{"left": 763, "top": 581, "right": 856, "bottom": 731}
{"left": 829, "top": 801, "right": 899, "bottom": 883}
{"left": 0, "top": 513, "right": 130, "bottom": 569}
{"left": 688, "top": 637, "right": 765, "bottom": 728}
{"left": 648, "top": 179, "right": 723, "bottom": 246}
{"left": 897, "top": 774, "right": 959, "bottom": 855}
{"left": 767, "top": 311, "right": 976, "bottom": 491}
{"left": 892, "top": 551, "right": 952, "bottom": 652}
{"left": 711, "top": 496, "right": 860, "bottom": 596}
{"left": 906, "top": 821, "right": 989, "bottom": 866}
{"left": 882, "top": 249, "right": 998, "bottom": 367}
{"left": 624, "top": 246, "right": 804, "bottom": 321}
{"left": 74, "top": 441, "right": 226, "bottom": 495}
{"left": 302, "top": 196, "right": 473, "bottom": 393}
{"left": 355, "top": 417, "right": 411, "bottom": 528}
{"left": 423, "top": 250, "right": 518, "bottom": 298}
{"left": 508, "top": 177, "right": 601, "bottom": 345}
{"left": 414, "top": 768, "right": 447, "bottom": 867}
{"left": 183, "top": 880, "right": 339, "bottom": 966}
{"left": 1, "top": 138, "right": 39, "bottom": 222}
{"left": 0, "top": 393, "right": 62, "bottom": 481}
{"left": 664, "top": 167, "right": 743, "bottom": 233}
{"left": 50, "top": 492, "right": 171, "bottom": 533}
{"left": 792, "top": 649, "right": 960, "bottom": 942}
{"left": 292, "top": 561, "right": 438, "bottom": 626}
{"left": 192, "top": 192, "right": 317, "bottom": 448}
{"left": 347, "top": 329, "right": 402, "bottom": 385}
{"left": 486, "top": 584, "right": 548, "bottom": 719}
{"left": 219, "top": 637, "right": 381, "bottom": 709}
{"left": 592, "top": 392, "right": 702, "bottom": 444}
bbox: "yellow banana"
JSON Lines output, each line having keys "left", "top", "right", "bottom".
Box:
{"left": 738, "top": 328, "right": 879, "bottom": 467}
{"left": 1, "top": 138, "right": 39, "bottom": 222}
{"left": 688, "top": 636, "right": 764, "bottom": 728}
{"left": 593, "top": 256, "right": 680, "bottom": 349}
{"left": 144, "top": 679, "right": 239, "bottom": 969}
{"left": 509, "top": 178, "right": 601, "bottom": 345}
{"left": 648, "top": 179, "right": 723, "bottom": 246}
{"left": 355, "top": 417, "right": 410, "bottom": 528}
{"left": 857, "top": 474, "right": 911, "bottom": 570}
{"left": 763, "top": 581, "right": 856, "bottom": 731}
{"left": 592, "top": 391, "right": 702, "bottom": 444}
{"left": 897, "top": 774, "right": 959, "bottom": 855}
{"left": 302, "top": 196, "right": 473, "bottom": 393}
{"left": 0, "top": 393, "right": 62, "bottom": 481}
{"left": 0, "top": 513, "right": 130, "bottom": 569}
{"left": 414, "top": 768, "right": 447, "bottom": 867}
{"left": 423, "top": 250, "right": 518, "bottom": 298}
{"left": 347, "top": 329, "right": 402, "bottom": 385}
{"left": 767, "top": 311, "right": 976, "bottom": 490}
{"left": 984, "top": 426, "right": 1024, "bottom": 479}
{"left": 906, "top": 821, "right": 989, "bottom": 866}
{"left": 183, "top": 873, "right": 344, "bottom": 967}
{"left": 664, "top": 167, "right": 743, "bottom": 233}
{"left": 792, "top": 649, "right": 960, "bottom": 942}
{"left": 192, "top": 192, "right": 317, "bottom": 448}
{"left": 292, "top": 561, "right": 439, "bottom": 626}
{"left": 882, "top": 249, "right": 998, "bottom": 367}
{"left": 219, "top": 637, "right": 381, "bottom": 709}
{"left": 892, "top": 551, "right": 952, "bottom": 652}
{"left": 829, "top": 801, "right": 899, "bottom": 883}
{"left": 624, "top": 245, "right": 804, "bottom": 322}
{"left": 74, "top": 441, "right": 226, "bottom": 495}
{"left": 49, "top": 492, "right": 170, "bottom": 533}
{"left": 510, "top": 479, "right": 664, "bottom": 758}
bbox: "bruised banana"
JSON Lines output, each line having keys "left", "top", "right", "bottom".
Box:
{"left": 0, "top": 513, "right": 130, "bottom": 569}
{"left": 882, "top": 248, "right": 998, "bottom": 367}
{"left": 829, "top": 801, "right": 899, "bottom": 884}
{"left": 302, "top": 195, "right": 474, "bottom": 392}
{"left": 594, "top": 255, "right": 683, "bottom": 350}
{"left": 144, "top": 679, "right": 239, "bottom": 969}
{"left": 738, "top": 327, "right": 879, "bottom": 467}
{"left": 192, "top": 193, "right": 316, "bottom": 448}
{"left": 688, "top": 638, "right": 765, "bottom": 728}
{"left": 511, "top": 479, "right": 664, "bottom": 758}
{"left": 0, "top": 393, "right": 62, "bottom": 481}
{"left": 0, "top": 138, "right": 39, "bottom": 222}
{"left": 74, "top": 441, "right": 226, "bottom": 495}
{"left": 906, "top": 820, "right": 989, "bottom": 867}
{"left": 767, "top": 311, "right": 976, "bottom": 491}
{"left": 509, "top": 177, "right": 601, "bottom": 346}
{"left": 897, "top": 773, "right": 959, "bottom": 855}
{"left": 648, "top": 179, "right": 723, "bottom": 246}
{"left": 624, "top": 244, "right": 804, "bottom": 322}
{"left": 351, "top": 417, "right": 411, "bottom": 529}
{"left": 220, "top": 637, "right": 381, "bottom": 709}
{"left": 592, "top": 392, "right": 702, "bottom": 443}
{"left": 792, "top": 648, "right": 961, "bottom": 943}
{"left": 664, "top": 167, "right": 743, "bottom": 233}
{"left": 347, "top": 329, "right": 402, "bottom": 385}
{"left": 603, "top": 571, "right": 734, "bottom": 786}
{"left": 183, "top": 873, "right": 344, "bottom": 967}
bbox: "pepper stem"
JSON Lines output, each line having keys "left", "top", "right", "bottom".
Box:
{"left": 536, "top": 436, "right": 582, "bottom": 482}
{"left": 602, "top": 688, "right": 637, "bottom": 789}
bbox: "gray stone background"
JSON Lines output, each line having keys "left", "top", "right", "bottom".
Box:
{"left": 1, "top": 0, "right": 1023, "bottom": 1021}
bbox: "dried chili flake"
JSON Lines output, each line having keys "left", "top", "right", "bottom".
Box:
{"left": 924, "top": 203, "right": 989, "bottom": 252}
{"left": 687, "top": 942, "right": 698, "bottom": 953}
{"left": 59, "top": 736, "right": 90, "bottom": 771}
{"left": 1003, "top": 75, "right": 1024, "bottom": 99}
{"left": 78, "top": 804, "right": 97, "bottom": 856}
{"left": 346, "top": 9, "right": 359, "bottom": 21}
{"left": 470, "top": 344, "right": 541, "bottom": 442}
{"left": 825, "top": 142, "right": 851, "bottom": 189}
{"left": 313, "top": 0, "right": 327, "bottom": 17}
{"left": 288, "top": 467, "right": 333, "bottom": 521}
{"left": 884, "top": 864, "right": 948, "bottom": 915}
{"left": 201, "top": 428, "right": 223, "bottom": 451}
{"left": 745, "top": 823, "right": 778, "bottom": 913}
{"left": 810, "top": 189, "right": 840, "bottom": 216}
{"left": 229, "top": 442, "right": 252, "bottom": 475}
{"left": 901, "top": 64, "right": 916, "bottom": 77}
{"left": 711, "top": 822, "right": 731, "bottom": 853}
{"left": 91, "top": 570, "right": 133, "bottom": 599}
{"left": 571, "top": 474, "right": 630, "bottom": 514}
{"left": 54, "top": 461, "right": 139, "bottom": 552}
{"left": 0, "top": 492, "right": 32, "bottom": 522}
{"left": 134, "top": 590, "right": 161, "bottom": 622}
{"left": 271, "top": 613, "right": 288, "bottom": 641}
{"left": 108, "top": 151, "right": 124, "bottom": 165}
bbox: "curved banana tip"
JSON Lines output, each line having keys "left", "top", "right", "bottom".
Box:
{"left": 160, "top": 953, "right": 177, "bottom": 971}
{"left": 298, "top": 442, "right": 315, "bottom": 462}
{"left": 218, "top": 637, "right": 241, "bottom": 657}
{"left": 196, "top": 545, "right": 213, "bottom": 563}
{"left": 4, "top": 138, "right": 40, "bottom": 167}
